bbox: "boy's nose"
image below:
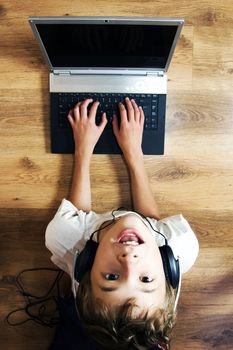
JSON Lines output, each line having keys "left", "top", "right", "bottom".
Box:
{"left": 117, "top": 249, "right": 140, "bottom": 263}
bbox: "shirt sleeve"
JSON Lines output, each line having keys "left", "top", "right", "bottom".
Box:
{"left": 154, "top": 214, "right": 199, "bottom": 274}
{"left": 45, "top": 199, "right": 100, "bottom": 275}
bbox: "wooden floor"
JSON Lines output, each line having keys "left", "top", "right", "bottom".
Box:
{"left": 1, "top": 1, "right": 233, "bottom": 349}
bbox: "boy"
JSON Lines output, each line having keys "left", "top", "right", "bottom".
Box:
{"left": 46, "top": 98, "right": 199, "bottom": 349}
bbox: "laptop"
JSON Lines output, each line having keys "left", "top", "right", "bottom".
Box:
{"left": 28, "top": 16, "right": 184, "bottom": 154}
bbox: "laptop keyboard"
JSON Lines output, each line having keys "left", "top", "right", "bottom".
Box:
{"left": 57, "top": 93, "right": 158, "bottom": 130}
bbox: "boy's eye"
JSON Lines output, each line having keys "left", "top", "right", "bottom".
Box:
{"left": 140, "top": 276, "right": 153, "bottom": 283}
{"left": 105, "top": 274, "right": 120, "bottom": 280}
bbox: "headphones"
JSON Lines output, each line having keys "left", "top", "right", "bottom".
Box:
{"left": 74, "top": 209, "right": 180, "bottom": 290}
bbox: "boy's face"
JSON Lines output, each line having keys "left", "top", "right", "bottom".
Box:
{"left": 90, "top": 215, "right": 166, "bottom": 315}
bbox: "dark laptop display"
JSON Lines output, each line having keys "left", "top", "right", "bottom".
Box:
{"left": 29, "top": 17, "right": 184, "bottom": 154}
{"left": 35, "top": 24, "right": 178, "bottom": 69}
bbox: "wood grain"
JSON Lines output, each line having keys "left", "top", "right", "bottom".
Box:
{"left": 1, "top": 0, "right": 233, "bottom": 349}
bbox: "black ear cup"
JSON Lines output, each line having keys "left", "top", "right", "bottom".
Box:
{"left": 74, "top": 240, "right": 99, "bottom": 283}
{"left": 159, "top": 245, "right": 180, "bottom": 289}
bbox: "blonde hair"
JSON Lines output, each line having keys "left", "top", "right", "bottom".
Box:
{"left": 76, "top": 271, "right": 177, "bottom": 350}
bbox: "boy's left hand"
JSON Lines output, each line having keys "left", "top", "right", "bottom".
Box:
{"left": 68, "top": 99, "right": 108, "bottom": 158}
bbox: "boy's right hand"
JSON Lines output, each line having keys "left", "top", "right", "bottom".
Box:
{"left": 112, "top": 98, "right": 145, "bottom": 164}
{"left": 67, "top": 99, "right": 107, "bottom": 159}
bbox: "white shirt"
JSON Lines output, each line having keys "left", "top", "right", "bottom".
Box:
{"left": 45, "top": 199, "right": 199, "bottom": 279}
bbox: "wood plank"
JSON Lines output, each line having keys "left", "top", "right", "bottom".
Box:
{"left": 0, "top": 153, "right": 232, "bottom": 211}
{"left": 193, "top": 25, "right": 233, "bottom": 91}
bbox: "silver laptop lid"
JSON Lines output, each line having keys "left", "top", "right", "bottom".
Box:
{"left": 28, "top": 16, "right": 184, "bottom": 74}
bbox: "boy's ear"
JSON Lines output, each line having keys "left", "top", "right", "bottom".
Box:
{"left": 74, "top": 240, "right": 99, "bottom": 283}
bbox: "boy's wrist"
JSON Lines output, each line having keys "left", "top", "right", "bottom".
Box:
{"left": 74, "top": 150, "right": 92, "bottom": 165}
{"left": 124, "top": 150, "right": 144, "bottom": 167}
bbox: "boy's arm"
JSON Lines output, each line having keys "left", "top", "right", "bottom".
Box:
{"left": 113, "top": 98, "right": 160, "bottom": 219}
{"left": 126, "top": 154, "right": 160, "bottom": 220}
{"left": 68, "top": 153, "right": 92, "bottom": 212}
{"left": 67, "top": 99, "right": 107, "bottom": 211}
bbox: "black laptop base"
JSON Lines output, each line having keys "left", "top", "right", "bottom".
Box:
{"left": 50, "top": 93, "right": 166, "bottom": 155}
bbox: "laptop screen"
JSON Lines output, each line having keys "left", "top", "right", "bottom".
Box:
{"left": 35, "top": 23, "right": 179, "bottom": 70}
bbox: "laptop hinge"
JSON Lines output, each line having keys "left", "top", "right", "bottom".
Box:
{"left": 146, "top": 71, "right": 164, "bottom": 77}
{"left": 53, "top": 70, "right": 148, "bottom": 76}
{"left": 53, "top": 69, "right": 165, "bottom": 77}
{"left": 54, "top": 70, "right": 70, "bottom": 76}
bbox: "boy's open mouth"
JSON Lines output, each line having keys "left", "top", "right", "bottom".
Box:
{"left": 118, "top": 230, "right": 144, "bottom": 246}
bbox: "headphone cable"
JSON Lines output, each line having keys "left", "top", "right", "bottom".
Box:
{"left": 5, "top": 268, "right": 64, "bottom": 328}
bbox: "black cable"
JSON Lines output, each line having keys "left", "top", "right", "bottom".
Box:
{"left": 16, "top": 268, "right": 64, "bottom": 299}
{"left": 5, "top": 268, "right": 64, "bottom": 328}
{"left": 90, "top": 214, "right": 116, "bottom": 240}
